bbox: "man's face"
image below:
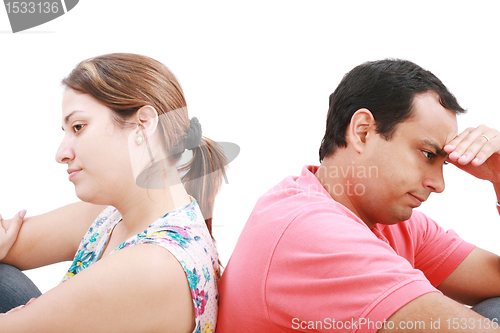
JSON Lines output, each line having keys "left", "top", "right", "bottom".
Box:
{"left": 353, "top": 91, "right": 458, "bottom": 227}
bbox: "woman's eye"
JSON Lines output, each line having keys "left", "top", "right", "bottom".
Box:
{"left": 73, "top": 124, "right": 85, "bottom": 132}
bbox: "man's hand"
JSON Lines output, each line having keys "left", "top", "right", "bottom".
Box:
{"left": 0, "top": 210, "right": 26, "bottom": 260}
{"left": 444, "top": 125, "right": 500, "bottom": 184}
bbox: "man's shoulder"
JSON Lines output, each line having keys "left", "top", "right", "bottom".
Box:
{"left": 255, "top": 200, "right": 364, "bottom": 237}
{"left": 253, "top": 165, "right": 339, "bottom": 208}
{"left": 250, "top": 166, "right": 359, "bottom": 224}
{"left": 244, "top": 167, "right": 370, "bottom": 242}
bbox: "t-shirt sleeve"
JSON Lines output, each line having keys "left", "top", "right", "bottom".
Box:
{"left": 409, "top": 210, "right": 475, "bottom": 287}
{"left": 265, "top": 206, "right": 439, "bottom": 333}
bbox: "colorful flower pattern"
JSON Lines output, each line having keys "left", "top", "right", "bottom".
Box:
{"left": 61, "top": 200, "right": 219, "bottom": 332}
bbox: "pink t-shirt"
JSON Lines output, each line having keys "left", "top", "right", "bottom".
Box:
{"left": 216, "top": 166, "right": 475, "bottom": 333}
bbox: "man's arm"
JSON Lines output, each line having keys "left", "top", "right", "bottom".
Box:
{"left": 379, "top": 292, "right": 500, "bottom": 333}
{"left": 439, "top": 125, "right": 500, "bottom": 305}
{"left": 438, "top": 247, "right": 500, "bottom": 306}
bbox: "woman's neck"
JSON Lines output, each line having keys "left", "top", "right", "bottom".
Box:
{"left": 111, "top": 160, "right": 191, "bottom": 239}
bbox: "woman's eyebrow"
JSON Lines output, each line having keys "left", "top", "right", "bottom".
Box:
{"left": 62, "top": 110, "right": 84, "bottom": 130}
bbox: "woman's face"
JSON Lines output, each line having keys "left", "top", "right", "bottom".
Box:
{"left": 56, "top": 88, "right": 135, "bottom": 204}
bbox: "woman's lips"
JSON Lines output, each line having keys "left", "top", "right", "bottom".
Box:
{"left": 68, "top": 169, "right": 81, "bottom": 181}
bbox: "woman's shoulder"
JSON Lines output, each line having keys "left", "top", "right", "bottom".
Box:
{"left": 141, "top": 200, "right": 214, "bottom": 247}
{"left": 118, "top": 200, "right": 218, "bottom": 270}
{"left": 118, "top": 200, "right": 219, "bottom": 331}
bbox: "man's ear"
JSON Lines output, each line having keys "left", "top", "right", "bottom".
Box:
{"left": 347, "top": 108, "right": 376, "bottom": 153}
{"left": 135, "top": 105, "right": 159, "bottom": 137}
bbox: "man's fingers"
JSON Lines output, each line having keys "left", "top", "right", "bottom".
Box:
{"left": 445, "top": 125, "right": 500, "bottom": 166}
{"left": 455, "top": 134, "right": 497, "bottom": 165}
{"left": 447, "top": 126, "right": 485, "bottom": 158}
{"left": 468, "top": 135, "right": 499, "bottom": 166}
{"left": 444, "top": 127, "right": 473, "bottom": 153}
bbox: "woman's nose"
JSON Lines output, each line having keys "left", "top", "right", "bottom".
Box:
{"left": 55, "top": 136, "right": 74, "bottom": 164}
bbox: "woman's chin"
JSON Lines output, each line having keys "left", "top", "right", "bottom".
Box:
{"left": 75, "top": 187, "right": 102, "bottom": 205}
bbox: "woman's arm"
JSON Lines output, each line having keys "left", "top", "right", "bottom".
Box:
{"left": 0, "top": 210, "right": 25, "bottom": 260}
{"left": 1, "top": 202, "right": 106, "bottom": 270}
{"left": 0, "top": 244, "right": 195, "bottom": 333}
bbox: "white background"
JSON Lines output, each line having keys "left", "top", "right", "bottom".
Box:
{"left": 0, "top": 1, "right": 499, "bottom": 293}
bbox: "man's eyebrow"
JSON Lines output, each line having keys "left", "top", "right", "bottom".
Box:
{"left": 62, "top": 110, "right": 84, "bottom": 130}
{"left": 422, "top": 138, "right": 448, "bottom": 157}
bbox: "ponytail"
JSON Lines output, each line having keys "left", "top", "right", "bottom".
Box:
{"left": 180, "top": 137, "right": 227, "bottom": 238}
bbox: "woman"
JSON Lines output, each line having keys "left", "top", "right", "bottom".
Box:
{"left": 0, "top": 53, "right": 226, "bottom": 332}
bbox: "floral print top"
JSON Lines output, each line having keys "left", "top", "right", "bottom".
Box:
{"left": 61, "top": 200, "right": 219, "bottom": 333}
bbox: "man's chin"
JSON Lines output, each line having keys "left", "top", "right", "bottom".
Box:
{"left": 384, "top": 207, "right": 414, "bottom": 225}
{"left": 398, "top": 207, "right": 414, "bottom": 223}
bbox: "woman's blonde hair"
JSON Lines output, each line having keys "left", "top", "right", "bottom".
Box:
{"left": 62, "top": 53, "right": 227, "bottom": 237}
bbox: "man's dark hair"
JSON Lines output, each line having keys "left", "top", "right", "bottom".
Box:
{"left": 319, "top": 59, "right": 466, "bottom": 161}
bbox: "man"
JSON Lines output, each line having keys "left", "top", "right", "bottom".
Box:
{"left": 216, "top": 59, "right": 500, "bottom": 332}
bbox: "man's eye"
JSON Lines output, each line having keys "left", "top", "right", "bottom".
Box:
{"left": 423, "top": 151, "right": 435, "bottom": 160}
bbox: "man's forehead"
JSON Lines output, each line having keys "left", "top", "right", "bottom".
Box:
{"left": 409, "top": 92, "right": 459, "bottom": 142}
{"left": 398, "top": 113, "right": 457, "bottom": 146}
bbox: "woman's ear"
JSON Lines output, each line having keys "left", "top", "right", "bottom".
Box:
{"left": 347, "top": 108, "right": 376, "bottom": 153}
{"left": 135, "top": 105, "right": 159, "bottom": 137}
{"left": 128, "top": 106, "right": 162, "bottom": 187}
